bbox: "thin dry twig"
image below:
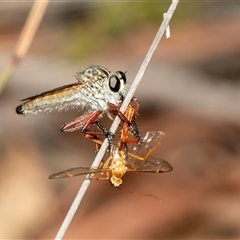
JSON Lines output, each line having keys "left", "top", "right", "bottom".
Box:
{"left": 0, "top": 1, "right": 49, "bottom": 95}
{"left": 54, "top": 1, "right": 179, "bottom": 239}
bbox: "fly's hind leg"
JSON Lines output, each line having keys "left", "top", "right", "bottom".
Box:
{"left": 60, "top": 110, "right": 112, "bottom": 148}
{"left": 94, "top": 121, "right": 114, "bottom": 152}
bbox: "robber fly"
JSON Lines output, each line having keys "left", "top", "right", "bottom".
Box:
{"left": 49, "top": 130, "right": 173, "bottom": 187}
{"left": 16, "top": 65, "right": 141, "bottom": 146}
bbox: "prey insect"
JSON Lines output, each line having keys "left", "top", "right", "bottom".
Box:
{"left": 16, "top": 65, "right": 133, "bottom": 146}
{"left": 49, "top": 103, "right": 172, "bottom": 186}
{"left": 49, "top": 130, "right": 173, "bottom": 186}
{"left": 50, "top": 102, "right": 140, "bottom": 184}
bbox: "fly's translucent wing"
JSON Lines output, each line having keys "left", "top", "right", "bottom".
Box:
{"left": 16, "top": 82, "right": 85, "bottom": 115}
{"left": 49, "top": 166, "right": 108, "bottom": 179}
{"left": 20, "top": 82, "right": 83, "bottom": 102}
{"left": 125, "top": 131, "right": 173, "bottom": 173}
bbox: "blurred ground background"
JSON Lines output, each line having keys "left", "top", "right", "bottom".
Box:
{"left": 1, "top": 1, "right": 240, "bottom": 239}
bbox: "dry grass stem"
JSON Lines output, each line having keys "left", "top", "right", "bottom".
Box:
{"left": 0, "top": 0, "right": 49, "bottom": 95}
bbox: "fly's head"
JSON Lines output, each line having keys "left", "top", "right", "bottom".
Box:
{"left": 104, "top": 70, "right": 129, "bottom": 109}
{"left": 74, "top": 66, "right": 128, "bottom": 112}
{"left": 110, "top": 149, "right": 128, "bottom": 187}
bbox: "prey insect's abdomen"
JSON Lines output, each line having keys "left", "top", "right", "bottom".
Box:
{"left": 16, "top": 83, "right": 83, "bottom": 115}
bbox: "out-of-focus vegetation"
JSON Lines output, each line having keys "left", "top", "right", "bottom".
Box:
{"left": 61, "top": 1, "right": 207, "bottom": 60}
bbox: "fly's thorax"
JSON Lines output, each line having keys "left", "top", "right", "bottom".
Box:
{"left": 75, "top": 66, "right": 111, "bottom": 83}
{"left": 74, "top": 66, "right": 110, "bottom": 111}
{"left": 110, "top": 149, "right": 127, "bottom": 187}
{"left": 77, "top": 66, "right": 128, "bottom": 112}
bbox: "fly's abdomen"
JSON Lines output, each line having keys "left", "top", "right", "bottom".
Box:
{"left": 16, "top": 83, "right": 83, "bottom": 115}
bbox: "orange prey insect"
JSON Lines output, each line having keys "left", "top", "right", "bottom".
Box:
{"left": 49, "top": 105, "right": 172, "bottom": 186}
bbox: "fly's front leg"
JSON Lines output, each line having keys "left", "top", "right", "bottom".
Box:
{"left": 126, "top": 97, "right": 143, "bottom": 143}
{"left": 108, "top": 98, "right": 143, "bottom": 144}
{"left": 110, "top": 97, "right": 140, "bottom": 124}
{"left": 95, "top": 121, "right": 114, "bottom": 152}
{"left": 128, "top": 119, "right": 143, "bottom": 144}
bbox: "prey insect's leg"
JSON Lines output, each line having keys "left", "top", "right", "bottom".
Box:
{"left": 91, "top": 156, "right": 112, "bottom": 184}
{"left": 83, "top": 133, "right": 103, "bottom": 152}
{"left": 93, "top": 173, "right": 112, "bottom": 185}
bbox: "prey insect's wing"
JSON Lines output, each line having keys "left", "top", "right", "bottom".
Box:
{"left": 49, "top": 166, "right": 108, "bottom": 179}
{"left": 16, "top": 82, "right": 85, "bottom": 115}
{"left": 126, "top": 131, "right": 173, "bottom": 173}
{"left": 126, "top": 156, "right": 173, "bottom": 173}
{"left": 127, "top": 131, "right": 165, "bottom": 158}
